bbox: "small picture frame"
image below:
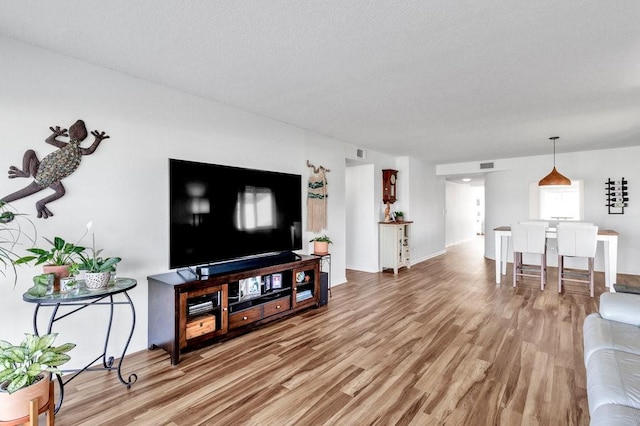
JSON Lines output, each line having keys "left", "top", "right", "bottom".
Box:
{"left": 272, "top": 273, "right": 282, "bottom": 289}
{"left": 239, "top": 276, "right": 261, "bottom": 299}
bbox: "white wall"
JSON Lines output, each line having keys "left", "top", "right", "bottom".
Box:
{"left": 345, "top": 164, "right": 378, "bottom": 272}
{"left": 399, "top": 157, "right": 446, "bottom": 263}
{"left": 0, "top": 36, "right": 360, "bottom": 367}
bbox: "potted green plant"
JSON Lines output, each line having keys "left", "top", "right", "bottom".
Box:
{"left": 60, "top": 263, "right": 81, "bottom": 293}
{"left": 14, "top": 236, "right": 86, "bottom": 292}
{"left": 0, "top": 333, "right": 75, "bottom": 421}
{"left": 0, "top": 201, "right": 36, "bottom": 286}
{"left": 394, "top": 211, "right": 405, "bottom": 222}
{"left": 76, "top": 234, "right": 121, "bottom": 290}
{"left": 309, "top": 235, "right": 332, "bottom": 255}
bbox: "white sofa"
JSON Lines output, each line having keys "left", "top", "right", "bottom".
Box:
{"left": 583, "top": 292, "right": 640, "bottom": 425}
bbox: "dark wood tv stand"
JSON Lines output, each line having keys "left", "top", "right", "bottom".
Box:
{"left": 147, "top": 255, "right": 320, "bottom": 365}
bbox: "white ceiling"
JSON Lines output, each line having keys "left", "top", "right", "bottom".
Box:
{"left": 1, "top": 1, "right": 639, "bottom": 164}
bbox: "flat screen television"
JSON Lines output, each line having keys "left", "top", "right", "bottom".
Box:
{"left": 169, "top": 159, "right": 302, "bottom": 269}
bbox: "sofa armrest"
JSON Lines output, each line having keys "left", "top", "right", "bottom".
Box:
{"left": 599, "top": 292, "right": 640, "bottom": 326}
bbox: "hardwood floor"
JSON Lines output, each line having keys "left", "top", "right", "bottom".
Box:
{"left": 55, "top": 238, "right": 639, "bottom": 425}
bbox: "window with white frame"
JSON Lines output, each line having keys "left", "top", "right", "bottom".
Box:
{"left": 529, "top": 180, "right": 583, "bottom": 221}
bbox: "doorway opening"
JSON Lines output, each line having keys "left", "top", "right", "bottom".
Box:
{"left": 445, "top": 176, "right": 485, "bottom": 247}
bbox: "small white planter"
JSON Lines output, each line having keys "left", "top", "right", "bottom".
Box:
{"left": 84, "top": 272, "right": 111, "bottom": 290}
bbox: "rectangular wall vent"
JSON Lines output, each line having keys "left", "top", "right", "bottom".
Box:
{"left": 480, "top": 162, "right": 494, "bottom": 169}
{"left": 356, "top": 148, "right": 366, "bottom": 159}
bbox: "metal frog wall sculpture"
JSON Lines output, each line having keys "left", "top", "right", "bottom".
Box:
{"left": 1, "top": 120, "right": 109, "bottom": 219}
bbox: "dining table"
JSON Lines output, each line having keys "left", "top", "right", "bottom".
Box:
{"left": 493, "top": 226, "right": 620, "bottom": 291}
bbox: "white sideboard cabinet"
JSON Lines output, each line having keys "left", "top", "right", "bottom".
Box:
{"left": 379, "top": 221, "right": 412, "bottom": 274}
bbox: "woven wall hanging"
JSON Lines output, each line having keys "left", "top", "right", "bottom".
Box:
{"left": 306, "top": 160, "right": 330, "bottom": 233}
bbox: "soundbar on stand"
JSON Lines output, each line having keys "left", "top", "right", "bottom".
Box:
{"left": 195, "top": 251, "right": 300, "bottom": 278}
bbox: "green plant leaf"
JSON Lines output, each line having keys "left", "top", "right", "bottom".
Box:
{"left": 23, "top": 334, "right": 38, "bottom": 353}
{"left": 34, "top": 334, "right": 57, "bottom": 352}
{"left": 26, "top": 362, "right": 42, "bottom": 377}
{"left": 5, "top": 347, "right": 26, "bottom": 363}
{"left": 0, "top": 369, "right": 15, "bottom": 382}
{"left": 7, "top": 374, "right": 28, "bottom": 394}
{"left": 27, "top": 248, "right": 48, "bottom": 256}
{"left": 14, "top": 255, "right": 37, "bottom": 264}
{"left": 53, "top": 237, "right": 65, "bottom": 250}
{"left": 53, "top": 342, "right": 76, "bottom": 354}
{"left": 99, "top": 257, "right": 121, "bottom": 272}
{"left": 40, "top": 353, "right": 70, "bottom": 367}
{"left": 37, "top": 350, "right": 57, "bottom": 364}
{"left": 44, "top": 366, "right": 62, "bottom": 376}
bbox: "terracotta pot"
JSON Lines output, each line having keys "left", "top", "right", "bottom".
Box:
{"left": 43, "top": 264, "right": 70, "bottom": 293}
{"left": 313, "top": 241, "right": 329, "bottom": 255}
{"left": 0, "top": 373, "right": 50, "bottom": 421}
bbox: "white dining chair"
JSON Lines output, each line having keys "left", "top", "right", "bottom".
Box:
{"left": 557, "top": 222, "right": 599, "bottom": 297}
{"left": 511, "top": 222, "right": 548, "bottom": 290}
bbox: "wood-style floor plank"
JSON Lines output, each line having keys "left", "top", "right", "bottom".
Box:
{"left": 54, "top": 237, "right": 640, "bottom": 425}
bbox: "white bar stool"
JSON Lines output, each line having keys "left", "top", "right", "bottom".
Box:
{"left": 557, "top": 222, "right": 598, "bottom": 297}
{"left": 511, "top": 222, "right": 548, "bottom": 290}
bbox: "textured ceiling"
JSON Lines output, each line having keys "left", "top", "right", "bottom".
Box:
{"left": 1, "top": 1, "right": 640, "bottom": 164}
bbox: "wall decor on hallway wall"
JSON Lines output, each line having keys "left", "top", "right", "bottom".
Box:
{"left": 0, "top": 120, "right": 110, "bottom": 219}
{"left": 382, "top": 169, "right": 398, "bottom": 222}
{"left": 306, "top": 160, "right": 330, "bottom": 233}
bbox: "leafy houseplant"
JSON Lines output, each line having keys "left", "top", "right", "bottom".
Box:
{"left": 15, "top": 235, "right": 86, "bottom": 292}
{"left": 14, "top": 236, "right": 86, "bottom": 267}
{"left": 77, "top": 234, "right": 121, "bottom": 290}
{"left": 394, "top": 211, "right": 405, "bottom": 221}
{"left": 59, "top": 262, "right": 82, "bottom": 293}
{"left": 0, "top": 333, "right": 75, "bottom": 394}
{"left": 0, "top": 333, "right": 74, "bottom": 421}
{"left": 0, "top": 201, "right": 36, "bottom": 286}
{"left": 309, "top": 235, "right": 333, "bottom": 244}
{"left": 309, "top": 235, "right": 332, "bottom": 255}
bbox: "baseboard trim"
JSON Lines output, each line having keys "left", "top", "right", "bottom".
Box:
{"left": 412, "top": 250, "right": 447, "bottom": 265}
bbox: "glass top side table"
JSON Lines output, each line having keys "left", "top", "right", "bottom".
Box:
{"left": 22, "top": 277, "right": 138, "bottom": 412}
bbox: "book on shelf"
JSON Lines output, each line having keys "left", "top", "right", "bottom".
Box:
{"left": 188, "top": 300, "right": 214, "bottom": 316}
{"left": 296, "top": 289, "right": 312, "bottom": 302}
{"left": 272, "top": 273, "right": 282, "bottom": 289}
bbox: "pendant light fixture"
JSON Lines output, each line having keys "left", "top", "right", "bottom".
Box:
{"left": 539, "top": 136, "right": 571, "bottom": 186}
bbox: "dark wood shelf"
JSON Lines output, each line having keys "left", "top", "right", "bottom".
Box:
{"left": 148, "top": 255, "right": 320, "bottom": 365}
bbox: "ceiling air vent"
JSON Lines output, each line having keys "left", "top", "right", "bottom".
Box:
{"left": 480, "top": 162, "right": 494, "bottom": 169}
{"left": 356, "top": 148, "right": 366, "bottom": 159}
